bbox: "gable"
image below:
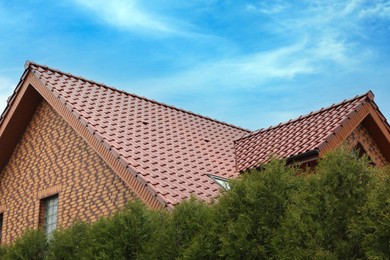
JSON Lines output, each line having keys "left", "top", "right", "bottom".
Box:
{"left": 0, "top": 100, "right": 136, "bottom": 243}
{"left": 0, "top": 71, "right": 167, "bottom": 209}
{"left": 0, "top": 80, "right": 42, "bottom": 171}
{"left": 318, "top": 99, "right": 390, "bottom": 161}
{"left": 235, "top": 92, "right": 390, "bottom": 171}
{"left": 346, "top": 124, "right": 387, "bottom": 166}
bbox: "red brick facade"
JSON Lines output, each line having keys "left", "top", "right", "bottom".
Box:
{"left": 0, "top": 101, "right": 135, "bottom": 244}
{"left": 346, "top": 124, "right": 387, "bottom": 167}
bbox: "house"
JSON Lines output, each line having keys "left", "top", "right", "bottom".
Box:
{"left": 0, "top": 61, "right": 388, "bottom": 243}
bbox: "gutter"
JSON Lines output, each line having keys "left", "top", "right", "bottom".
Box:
{"left": 286, "top": 149, "right": 319, "bottom": 164}
{"left": 240, "top": 149, "right": 320, "bottom": 173}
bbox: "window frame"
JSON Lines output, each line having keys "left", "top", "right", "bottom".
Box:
{"left": 39, "top": 194, "right": 59, "bottom": 237}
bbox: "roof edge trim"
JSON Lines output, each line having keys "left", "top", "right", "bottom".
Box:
{"left": 286, "top": 149, "right": 319, "bottom": 164}
{"left": 238, "top": 90, "right": 373, "bottom": 141}
{"left": 28, "top": 72, "right": 165, "bottom": 209}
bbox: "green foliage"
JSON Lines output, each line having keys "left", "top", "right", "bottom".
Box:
{"left": 1, "top": 148, "right": 388, "bottom": 259}
{"left": 211, "top": 160, "right": 302, "bottom": 259}
{"left": 3, "top": 229, "right": 48, "bottom": 260}
{"left": 316, "top": 148, "right": 373, "bottom": 257}
{"left": 75, "top": 200, "right": 157, "bottom": 259}
{"left": 272, "top": 147, "right": 382, "bottom": 259}
{"left": 349, "top": 166, "right": 390, "bottom": 259}
{"left": 140, "top": 197, "right": 214, "bottom": 260}
{"left": 46, "top": 221, "right": 90, "bottom": 260}
{"left": 49, "top": 200, "right": 162, "bottom": 259}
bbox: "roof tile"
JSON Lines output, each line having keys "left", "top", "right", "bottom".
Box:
{"left": 27, "top": 63, "right": 249, "bottom": 207}
{"left": 234, "top": 93, "right": 373, "bottom": 171}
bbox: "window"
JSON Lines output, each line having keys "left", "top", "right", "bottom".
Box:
{"left": 355, "top": 142, "right": 368, "bottom": 158}
{"left": 39, "top": 194, "right": 58, "bottom": 237}
{"left": 354, "top": 142, "right": 375, "bottom": 166}
{"left": 208, "top": 174, "right": 230, "bottom": 190}
{"left": 0, "top": 213, "right": 3, "bottom": 243}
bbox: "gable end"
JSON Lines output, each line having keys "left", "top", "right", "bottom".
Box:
{"left": 0, "top": 70, "right": 164, "bottom": 210}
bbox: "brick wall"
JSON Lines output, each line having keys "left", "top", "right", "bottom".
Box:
{"left": 346, "top": 124, "right": 387, "bottom": 166}
{"left": 0, "top": 100, "right": 136, "bottom": 244}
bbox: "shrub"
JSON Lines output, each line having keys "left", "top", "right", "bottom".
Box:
{"left": 349, "top": 165, "right": 390, "bottom": 259}
{"left": 76, "top": 201, "right": 156, "bottom": 259}
{"left": 0, "top": 148, "right": 388, "bottom": 259}
{"left": 273, "top": 147, "right": 376, "bottom": 259}
{"left": 46, "top": 221, "right": 90, "bottom": 260}
{"left": 186, "top": 159, "right": 302, "bottom": 259}
{"left": 141, "top": 197, "right": 214, "bottom": 260}
{"left": 3, "top": 229, "right": 48, "bottom": 260}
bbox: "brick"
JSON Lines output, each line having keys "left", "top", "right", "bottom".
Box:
{"left": 0, "top": 101, "right": 135, "bottom": 244}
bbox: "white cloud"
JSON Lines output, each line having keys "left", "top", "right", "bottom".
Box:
{"left": 359, "top": 1, "right": 390, "bottom": 18}
{"left": 130, "top": 41, "right": 310, "bottom": 93}
{"left": 0, "top": 77, "right": 16, "bottom": 113}
{"left": 309, "top": 34, "right": 350, "bottom": 65}
{"left": 243, "top": 0, "right": 381, "bottom": 72}
{"left": 72, "top": 0, "right": 177, "bottom": 34}
{"left": 246, "top": 1, "right": 289, "bottom": 14}
{"left": 129, "top": 34, "right": 357, "bottom": 96}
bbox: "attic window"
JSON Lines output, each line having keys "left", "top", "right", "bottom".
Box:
{"left": 355, "top": 142, "right": 367, "bottom": 158}
{"left": 354, "top": 142, "right": 375, "bottom": 166}
{"left": 208, "top": 174, "right": 230, "bottom": 190}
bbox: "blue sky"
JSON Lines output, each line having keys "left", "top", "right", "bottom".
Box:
{"left": 0, "top": 0, "right": 389, "bottom": 130}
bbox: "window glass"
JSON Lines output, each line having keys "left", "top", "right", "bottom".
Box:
{"left": 42, "top": 195, "right": 58, "bottom": 237}
{"left": 208, "top": 174, "right": 230, "bottom": 190}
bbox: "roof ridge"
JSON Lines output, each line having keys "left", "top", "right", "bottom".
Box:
{"left": 25, "top": 61, "right": 251, "bottom": 133}
{"left": 238, "top": 91, "right": 373, "bottom": 140}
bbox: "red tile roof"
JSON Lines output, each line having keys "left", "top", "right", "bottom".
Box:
{"left": 26, "top": 62, "right": 249, "bottom": 207}
{"left": 234, "top": 91, "right": 384, "bottom": 171}
{"left": 2, "top": 62, "right": 388, "bottom": 208}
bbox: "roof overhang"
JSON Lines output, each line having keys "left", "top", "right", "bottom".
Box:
{"left": 0, "top": 72, "right": 42, "bottom": 170}
{"left": 318, "top": 96, "right": 390, "bottom": 164}
{"left": 286, "top": 149, "right": 319, "bottom": 164}
{"left": 0, "top": 67, "right": 165, "bottom": 210}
